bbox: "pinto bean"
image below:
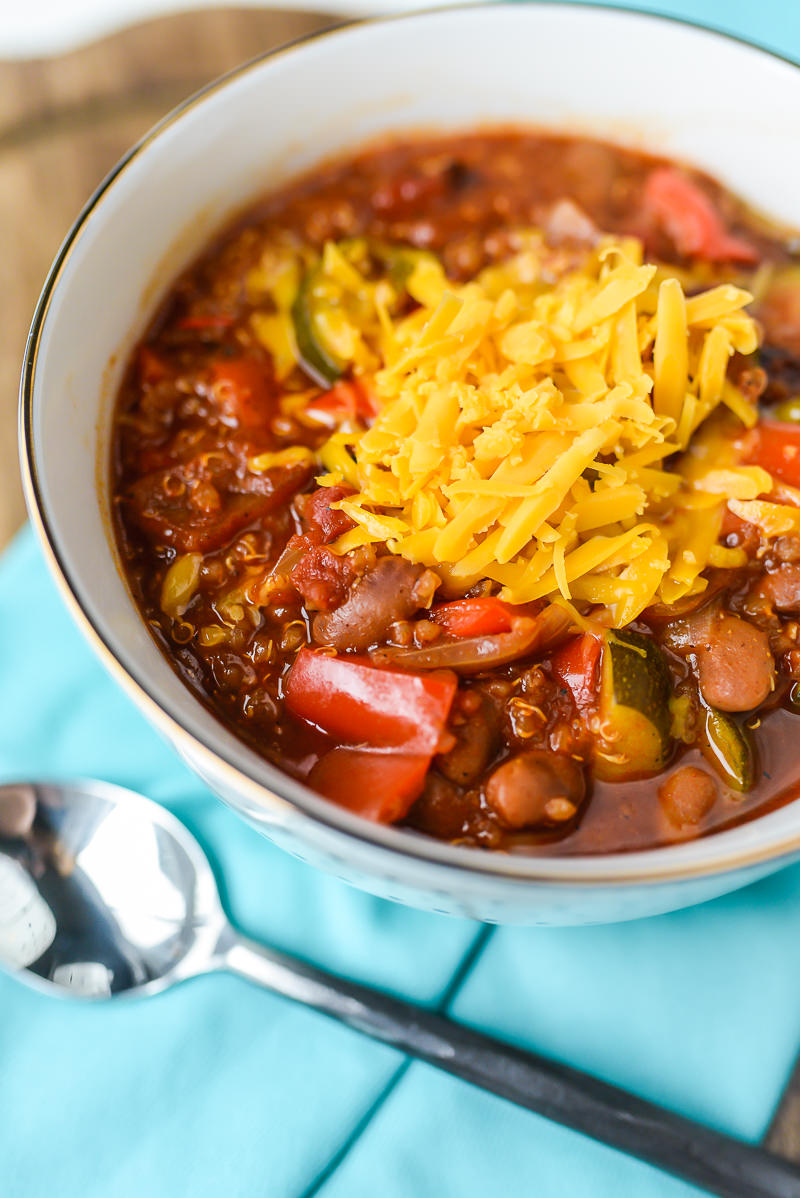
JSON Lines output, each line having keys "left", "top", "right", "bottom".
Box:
{"left": 484, "top": 750, "right": 586, "bottom": 830}
{"left": 760, "top": 274, "right": 800, "bottom": 355}
{"left": 758, "top": 564, "right": 800, "bottom": 613}
{"left": 436, "top": 692, "right": 501, "bottom": 786}
{"left": 405, "top": 772, "right": 502, "bottom": 847}
{"left": 693, "top": 614, "right": 775, "bottom": 712}
{"left": 312, "top": 556, "right": 424, "bottom": 651}
{"left": 773, "top": 536, "right": 800, "bottom": 565}
{"left": 659, "top": 766, "right": 718, "bottom": 828}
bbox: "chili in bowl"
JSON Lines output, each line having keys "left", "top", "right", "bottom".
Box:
{"left": 114, "top": 128, "right": 800, "bottom": 855}
{"left": 21, "top": 5, "right": 800, "bottom": 922}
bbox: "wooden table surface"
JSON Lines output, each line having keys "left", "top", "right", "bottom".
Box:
{"left": 0, "top": 5, "right": 337, "bottom": 553}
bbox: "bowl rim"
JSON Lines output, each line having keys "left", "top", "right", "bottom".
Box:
{"left": 19, "top": 0, "right": 800, "bottom": 889}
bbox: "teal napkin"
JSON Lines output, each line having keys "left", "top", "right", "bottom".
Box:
{"left": 590, "top": 0, "right": 800, "bottom": 59}
{"left": 5, "top": 5, "right": 800, "bottom": 1193}
{"left": 3, "top": 518, "right": 800, "bottom": 1198}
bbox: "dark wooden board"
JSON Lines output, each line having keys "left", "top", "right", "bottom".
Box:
{"left": 0, "top": 6, "right": 338, "bottom": 551}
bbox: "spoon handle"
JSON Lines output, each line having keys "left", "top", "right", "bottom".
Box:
{"left": 221, "top": 934, "right": 800, "bottom": 1198}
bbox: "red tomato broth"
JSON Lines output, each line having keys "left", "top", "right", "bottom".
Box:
{"left": 530, "top": 708, "right": 800, "bottom": 856}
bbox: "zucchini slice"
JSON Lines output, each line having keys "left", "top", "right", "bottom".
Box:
{"left": 380, "top": 246, "right": 440, "bottom": 292}
{"left": 594, "top": 629, "right": 673, "bottom": 782}
{"left": 700, "top": 705, "right": 756, "bottom": 792}
{"left": 291, "top": 267, "right": 346, "bottom": 387}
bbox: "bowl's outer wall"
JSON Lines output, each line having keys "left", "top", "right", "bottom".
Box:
{"left": 23, "top": 4, "right": 800, "bottom": 922}
{"left": 183, "top": 736, "right": 800, "bottom": 922}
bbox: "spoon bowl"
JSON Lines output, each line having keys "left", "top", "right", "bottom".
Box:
{"left": 0, "top": 779, "right": 226, "bottom": 998}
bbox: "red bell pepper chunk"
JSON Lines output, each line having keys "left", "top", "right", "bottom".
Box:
{"left": 642, "top": 168, "right": 759, "bottom": 264}
{"left": 286, "top": 649, "right": 456, "bottom": 753}
{"left": 177, "top": 313, "right": 235, "bottom": 331}
{"left": 744, "top": 421, "right": 800, "bottom": 488}
{"left": 285, "top": 649, "right": 457, "bottom": 822}
{"left": 304, "top": 379, "right": 378, "bottom": 426}
{"left": 209, "top": 355, "right": 273, "bottom": 430}
{"left": 551, "top": 633, "right": 602, "bottom": 712}
{"left": 308, "top": 748, "right": 430, "bottom": 823}
{"left": 432, "top": 596, "right": 517, "bottom": 638}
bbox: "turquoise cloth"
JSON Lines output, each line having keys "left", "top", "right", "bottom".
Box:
{"left": 5, "top": 4, "right": 800, "bottom": 1192}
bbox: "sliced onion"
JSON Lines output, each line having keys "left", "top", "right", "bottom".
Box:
{"left": 658, "top": 602, "right": 717, "bottom": 653}
{"left": 244, "top": 539, "right": 309, "bottom": 608}
{"left": 644, "top": 577, "right": 728, "bottom": 630}
{"left": 268, "top": 538, "right": 307, "bottom": 580}
{"left": 544, "top": 199, "right": 599, "bottom": 246}
{"left": 371, "top": 604, "right": 575, "bottom": 674}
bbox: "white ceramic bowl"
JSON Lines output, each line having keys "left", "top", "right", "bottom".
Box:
{"left": 20, "top": 3, "right": 800, "bottom": 924}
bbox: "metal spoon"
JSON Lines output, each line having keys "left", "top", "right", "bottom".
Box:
{"left": 0, "top": 778, "right": 798, "bottom": 1198}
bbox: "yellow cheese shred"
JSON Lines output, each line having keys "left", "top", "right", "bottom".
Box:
{"left": 307, "top": 233, "right": 760, "bottom": 626}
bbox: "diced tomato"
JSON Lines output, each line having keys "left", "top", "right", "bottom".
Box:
{"left": 127, "top": 485, "right": 266, "bottom": 553}
{"left": 290, "top": 544, "right": 355, "bottom": 611}
{"left": 285, "top": 649, "right": 456, "bottom": 753}
{"left": 371, "top": 169, "right": 448, "bottom": 215}
{"left": 550, "top": 633, "right": 602, "bottom": 712}
{"left": 308, "top": 748, "right": 430, "bottom": 822}
{"left": 300, "top": 485, "right": 356, "bottom": 544}
{"left": 126, "top": 450, "right": 312, "bottom": 553}
{"left": 304, "top": 379, "right": 379, "bottom": 426}
{"left": 138, "top": 345, "right": 171, "bottom": 387}
{"left": 745, "top": 421, "right": 800, "bottom": 488}
{"left": 642, "top": 168, "right": 759, "bottom": 264}
{"left": 432, "top": 596, "right": 517, "bottom": 638}
{"left": 286, "top": 649, "right": 457, "bottom": 823}
{"left": 209, "top": 355, "right": 274, "bottom": 431}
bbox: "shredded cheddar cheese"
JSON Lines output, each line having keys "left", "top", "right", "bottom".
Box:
{"left": 259, "top": 233, "right": 762, "bottom": 626}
